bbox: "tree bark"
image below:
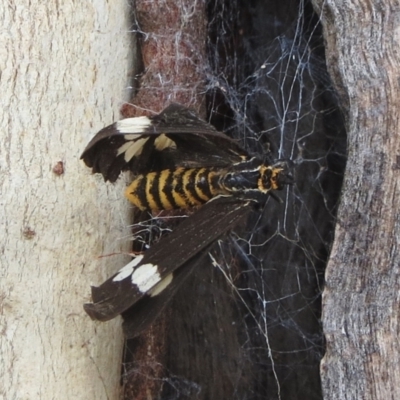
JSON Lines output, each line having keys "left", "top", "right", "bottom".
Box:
{"left": 312, "top": 0, "right": 400, "bottom": 398}
{"left": 123, "top": 1, "right": 345, "bottom": 399}
{"left": 0, "top": 2, "right": 135, "bottom": 399}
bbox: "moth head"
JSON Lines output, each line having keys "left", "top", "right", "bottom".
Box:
{"left": 258, "top": 161, "right": 294, "bottom": 192}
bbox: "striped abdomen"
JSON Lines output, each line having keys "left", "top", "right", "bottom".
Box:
{"left": 125, "top": 167, "right": 228, "bottom": 211}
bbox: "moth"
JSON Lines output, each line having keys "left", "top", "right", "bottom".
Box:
{"left": 81, "top": 103, "right": 292, "bottom": 337}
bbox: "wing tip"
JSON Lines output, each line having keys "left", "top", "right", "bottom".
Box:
{"left": 83, "top": 302, "right": 109, "bottom": 321}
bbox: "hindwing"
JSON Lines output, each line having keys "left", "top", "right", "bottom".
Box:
{"left": 81, "top": 103, "right": 248, "bottom": 182}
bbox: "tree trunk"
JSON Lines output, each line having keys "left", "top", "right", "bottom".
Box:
{"left": 312, "top": 0, "right": 400, "bottom": 398}
{"left": 1, "top": 2, "right": 136, "bottom": 399}
{"left": 122, "top": 1, "right": 346, "bottom": 399}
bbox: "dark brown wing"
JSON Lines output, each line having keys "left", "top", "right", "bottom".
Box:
{"left": 81, "top": 103, "right": 248, "bottom": 182}
{"left": 120, "top": 246, "right": 211, "bottom": 338}
{"left": 83, "top": 196, "right": 253, "bottom": 324}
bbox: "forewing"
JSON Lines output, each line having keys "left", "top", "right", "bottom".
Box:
{"left": 83, "top": 196, "right": 253, "bottom": 322}
{"left": 81, "top": 103, "right": 247, "bottom": 182}
{"left": 121, "top": 247, "right": 211, "bottom": 338}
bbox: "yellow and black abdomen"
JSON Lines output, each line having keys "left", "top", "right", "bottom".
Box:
{"left": 125, "top": 167, "right": 227, "bottom": 211}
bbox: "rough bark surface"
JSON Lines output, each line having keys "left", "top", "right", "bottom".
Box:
{"left": 123, "top": 1, "right": 345, "bottom": 399}
{"left": 120, "top": 0, "right": 207, "bottom": 118}
{"left": 121, "top": 1, "right": 208, "bottom": 398}
{"left": 312, "top": 0, "right": 400, "bottom": 399}
{"left": 0, "top": 2, "right": 135, "bottom": 399}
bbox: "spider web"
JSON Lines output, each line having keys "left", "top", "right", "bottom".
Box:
{"left": 120, "top": 0, "right": 347, "bottom": 399}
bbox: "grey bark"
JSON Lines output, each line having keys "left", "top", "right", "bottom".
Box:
{"left": 312, "top": 0, "right": 400, "bottom": 399}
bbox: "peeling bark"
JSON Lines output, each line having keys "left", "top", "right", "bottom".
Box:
{"left": 313, "top": 0, "right": 400, "bottom": 398}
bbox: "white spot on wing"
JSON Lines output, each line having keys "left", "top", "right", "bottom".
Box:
{"left": 149, "top": 273, "right": 173, "bottom": 297}
{"left": 116, "top": 116, "right": 152, "bottom": 134}
{"left": 124, "top": 134, "right": 144, "bottom": 140}
{"left": 131, "top": 263, "right": 161, "bottom": 293}
{"left": 117, "top": 137, "right": 149, "bottom": 161}
{"left": 117, "top": 141, "right": 134, "bottom": 155}
{"left": 154, "top": 134, "right": 177, "bottom": 151}
{"left": 113, "top": 255, "right": 144, "bottom": 282}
